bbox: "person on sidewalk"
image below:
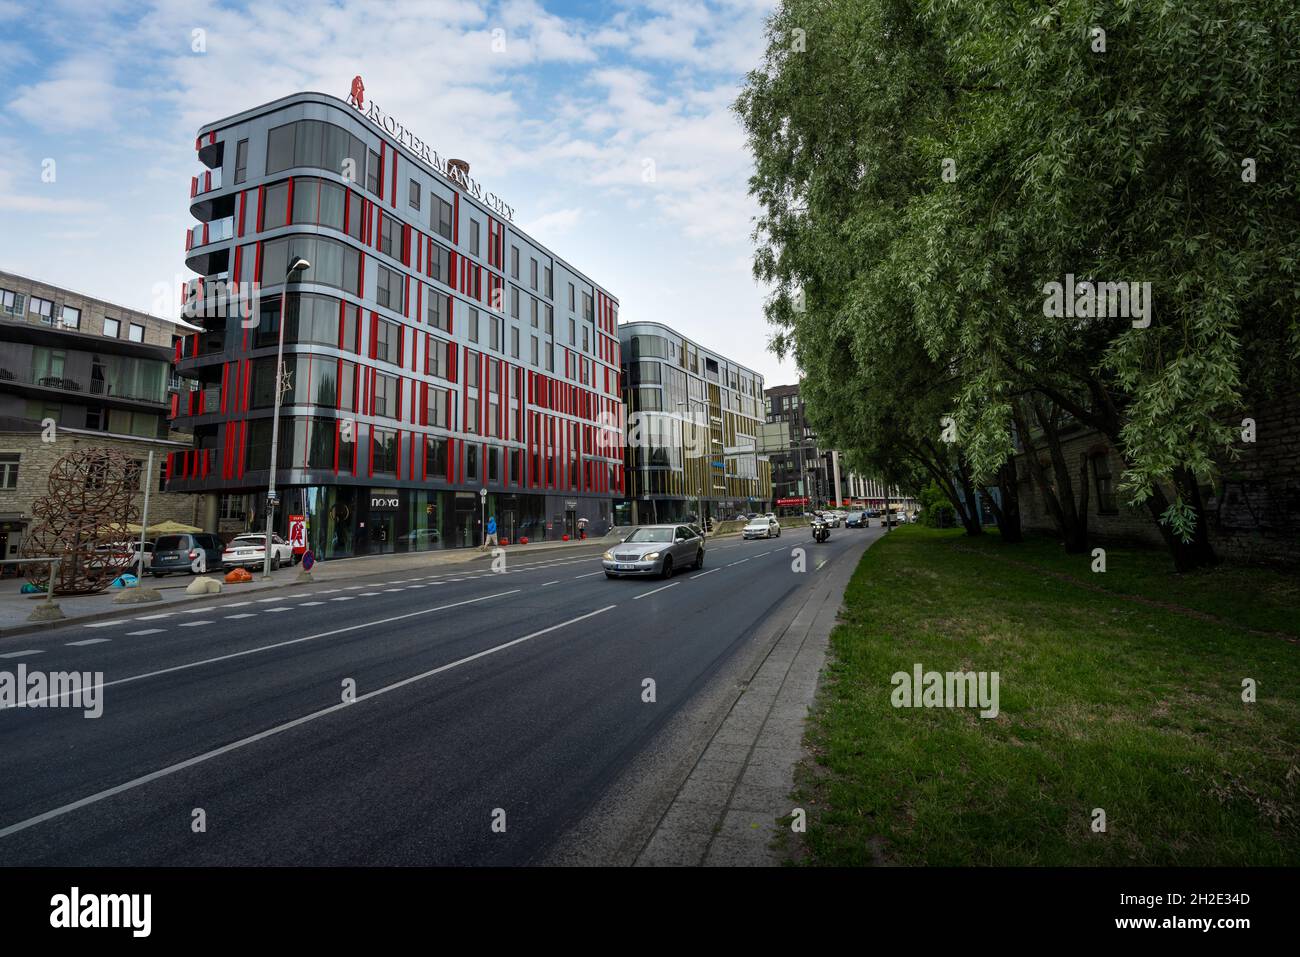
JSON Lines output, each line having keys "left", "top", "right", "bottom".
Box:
{"left": 484, "top": 514, "right": 499, "bottom": 549}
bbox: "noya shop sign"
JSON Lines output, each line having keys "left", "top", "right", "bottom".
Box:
{"left": 347, "top": 76, "right": 515, "bottom": 223}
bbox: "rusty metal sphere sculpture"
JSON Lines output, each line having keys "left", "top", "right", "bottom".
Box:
{"left": 20, "top": 448, "right": 141, "bottom": 595}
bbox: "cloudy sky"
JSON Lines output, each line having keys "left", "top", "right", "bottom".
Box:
{"left": 0, "top": 0, "right": 799, "bottom": 387}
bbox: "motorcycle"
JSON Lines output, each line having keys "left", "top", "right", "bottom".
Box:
{"left": 811, "top": 518, "right": 830, "bottom": 543}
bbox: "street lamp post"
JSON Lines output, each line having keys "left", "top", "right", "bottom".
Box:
{"left": 262, "top": 256, "right": 311, "bottom": 579}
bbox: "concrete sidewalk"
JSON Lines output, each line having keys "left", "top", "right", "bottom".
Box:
{"left": 0, "top": 532, "right": 620, "bottom": 639}
{"left": 633, "top": 529, "right": 875, "bottom": 866}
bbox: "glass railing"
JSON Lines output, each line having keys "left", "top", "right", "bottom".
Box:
{"left": 188, "top": 217, "right": 234, "bottom": 248}
{"left": 191, "top": 167, "right": 223, "bottom": 196}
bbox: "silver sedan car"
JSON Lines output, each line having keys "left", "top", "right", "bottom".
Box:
{"left": 603, "top": 524, "right": 705, "bottom": 579}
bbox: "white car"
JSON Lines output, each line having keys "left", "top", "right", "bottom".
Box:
{"left": 743, "top": 516, "right": 781, "bottom": 539}
{"left": 222, "top": 533, "right": 294, "bottom": 570}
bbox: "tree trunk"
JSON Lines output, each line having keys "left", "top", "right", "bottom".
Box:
{"left": 1031, "top": 397, "right": 1088, "bottom": 553}
{"left": 953, "top": 455, "right": 984, "bottom": 536}
{"left": 990, "top": 457, "right": 1022, "bottom": 543}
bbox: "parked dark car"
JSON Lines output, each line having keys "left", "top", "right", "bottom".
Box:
{"left": 151, "top": 533, "right": 225, "bottom": 576}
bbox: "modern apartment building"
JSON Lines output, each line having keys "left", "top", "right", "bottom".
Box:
{"left": 0, "top": 270, "right": 202, "bottom": 565}
{"left": 617, "top": 321, "right": 771, "bottom": 525}
{"left": 168, "top": 88, "right": 625, "bottom": 557}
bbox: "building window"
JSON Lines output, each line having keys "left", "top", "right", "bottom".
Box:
{"left": 569, "top": 317, "right": 576, "bottom": 345}
{"left": 432, "top": 196, "right": 453, "bottom": 240}
{"left": 510, "top": 246, "right": 519, "bottom": 279}
{"left": 234, "top": 138, "right": 249, "bottom": 184}
{"left": 426, "top": 242, "right": 450, "bottom": 284}
{"left": 544, "top": 304, "right": 553, "bottom": 335}
{"left": 103, "top": 317, "right": 120, "bottom": 338}
{"left": 467, "top": 307, "right": 479, "bottom": 344}
{"left": 530, "top": 258, "right": 538, "bottom": 290}
{"left": 376, "top": 265, "right": 403, "bottom": 312}
{"left": 373, "top": 373, "right": 397, "bottom": 418}
{"left": 128, "top": 323, "right": 145, "bottom": 342}
{"left": 372, "top": 427, "right": 398, "bottom": 473}
{"left": 510, "top": 286, "right": 519, "bottom": 319}
{"left": 1, "top": 289, "right": 22, "bottom": 315}
{"left": 29, "top": 297, "right": 53, "bottom": 323}
{"left": 366, "top": 150, "right": 381, "bottom": 194}
{"left": 470, "top": 219, "right": 480, "bottom": 257}
{"left": 427, "top": 338, "right": 449, "bottom": 378}
{"left": 466, "top": 397, "right": 478, "bottom": 435}
{"left": 489, "top": 315, "right": 502, "bottom": 352}
{"left": 409, "top": 178, "right": 421, "bottom": 210}
{"left": 0, "top": 453, "right": 18, "bottom": 489}
{"left": 530, "top": 336, "right": 539, "bottom": 365}
{"left": 425, "top": 437, "right": 448, "bottom": 477}
{"left": 544, "top": 266, "right": 552, "bottom": 298}
{"left": 219, "top": 493, "right": 244, "bottom": 520}
{"left": 426, "top": 387, "right": 448, "bottom": 427}
{"left": 582, "top": 292, "right": 593, "bottom": 321}
{"left": 1091, "top": 452, "right": 1118, "bottom": 514}
{"left": 379, "top": 215, "right": 398, "bottom": 257}
{"left": 373, "top": 318, "right": 401, "bottom": 364}
{"left": 465, "top": 441, "right": 478, "bottom": 478}
{"left": 511, "top": 326, "right": 520, "bottom": 359}
{"left": 582, "top": 326, "right": 589, "bottom": 352}
{"left": 568, "top": 283, "right": 575, "bottom": 311}
{"left": 426, "top": 290, "right": 449, "bottom": 331}
{"left": 530, "top": 297, "right": 538, "bottom": 328}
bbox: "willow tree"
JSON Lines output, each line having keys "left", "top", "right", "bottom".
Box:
{"left": 737, "top": 0, "right": 1299, "bottom": 571}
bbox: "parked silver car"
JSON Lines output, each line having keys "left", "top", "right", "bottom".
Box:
{"left": 603, "top": 524, "right": 705, "bottom": 579}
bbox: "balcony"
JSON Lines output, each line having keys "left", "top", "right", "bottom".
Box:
{"left": 0, "top": 366, "right": 167, "bottom": 406}
{"left": 190, "top": 167, "right": 223, "bottom": 198}
{"left": 185, "top": 216, "right": 234, "bottom": 251}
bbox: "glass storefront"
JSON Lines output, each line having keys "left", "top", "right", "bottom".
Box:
{"left": 279, "top": 485, "right": 613, "bottom": 560}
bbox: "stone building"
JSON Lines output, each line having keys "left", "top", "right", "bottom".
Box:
{"left": 1015, "top": 393, "right": 1299, "bottom": 565}
{"left": 0, "top": 270, "right": 201, "bottom": 566}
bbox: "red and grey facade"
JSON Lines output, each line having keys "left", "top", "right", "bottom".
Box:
{"left": 169, "top": 91, "right": 625, "bottom": 557}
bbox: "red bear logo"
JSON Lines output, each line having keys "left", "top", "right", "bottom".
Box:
{"left": 350, "top": 75, "right": 365, "bottom": 109}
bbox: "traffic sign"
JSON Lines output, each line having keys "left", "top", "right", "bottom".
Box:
{"left": 302, "top": 550, "right": 315, "bottom": 571}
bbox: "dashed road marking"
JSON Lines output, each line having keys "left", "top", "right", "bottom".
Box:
{"left": 66, "top": 638, "right": 112, "bottom": 647}
{"left": 0, "top": 649, "right": 43, "bottom": 659}
{"left": 632, "top": 582, "right": 679, "bottom": 601}
{"left": 690, "top": 569, "right": 718, "bottom": 580}
{"left": 224, "top": 614, "right": 257, "bottom": 620}
{"left": 177, "top": 621, "right": 213, "bottom": 628}
{"left": 127, "top": 628, "right": 166, "bottom": 636}
{"left": 298, "top": 601, "right": 324, "bottom": 607}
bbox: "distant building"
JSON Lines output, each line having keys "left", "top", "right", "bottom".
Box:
{"left": 763, "top": 382, "right": 914, "bottom": 513}
{"left": 617, "top": 321, "right": 771, "bottom": 525}
{"left": 0, "top": 270, "right": 201, "bottom": 566}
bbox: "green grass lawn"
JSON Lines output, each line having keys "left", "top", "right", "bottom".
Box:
{"left": 793, "top": 526, "right": 1300, "bottom": 866}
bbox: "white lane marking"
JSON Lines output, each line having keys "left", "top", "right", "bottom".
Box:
{"left": 633, "top": 582, "right": 679, "bottom": 601}
{"left": 690, "top": 568, "right": 719, "bottom": 580}
{"left": 66, "top": 638, "right": 112, "bottom": 647}
{"left": 83, "top": 620, "right": 126, "bottom": 629}
{"left": 224, "top": 614, "right": 256, "bottom": 620}
{"left": 178, "top": 608, "right": 210, "bottom": 614}
{"left": 541, "top": 580, "right": 560, "bottom": 587}
{"left": 359, "top": 592, "right": 381, "bottom": 596}
{"left": 572, "top": 571, "right": 604, "bottom": 579}
{"left": 220, "top": 602, "right": 252, "bottom": 609}
{"left": 728, "top": 559, "right": 750, "bottom": 566}
{"left": 0, "top": 650, "right": 43, "bottom": 659}
{"left": 817, "top": 560, "right": 828, "bottom": 571}
{"left": 329, "top": 596, "right": 355, "bottom": 601}
{"left": 0, "top": 601, "right": 611, "bottom": 841}
{"left": 256, "top": 596, "right": 288, "bottom": 603}
{"left": 342, "top": 585, "right": 364, "bottom": 591}
{"left": 383, "top": 589, "right": 403, "bottom": 593}
{"left": 264, "top": 607, "right": 292, "bottom": 613}
{"left": 406, "top": 584, "right": 427, "bottom": 589}
{"left": 177, "top": 621, "right": 213, "bottom": 628}
{"left": 298, "top": 601, "right": 324, "bottom": 607}
{"left": 135, "top": 613, "right": 173, "bottom": 621}
{"left": 5, "top": 589, "right": 522, "bottom": 712}
{"left": 126, "top": 628, "right": 166, "bottom": 636}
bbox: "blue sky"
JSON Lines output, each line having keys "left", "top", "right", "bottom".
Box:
{"left": 0, "top": 0, "right": 798, "bottom": 387}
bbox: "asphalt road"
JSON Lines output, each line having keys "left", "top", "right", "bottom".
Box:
{"left": 0, "top": 524, "right": 872, "bottom": 865}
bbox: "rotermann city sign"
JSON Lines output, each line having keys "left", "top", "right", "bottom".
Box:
{"left": 347, "top": 75, "right": 515, "bottom": 222}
